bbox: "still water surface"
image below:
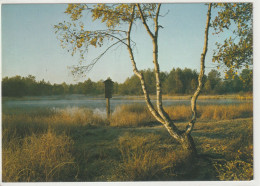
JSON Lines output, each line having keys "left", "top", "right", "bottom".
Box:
{"left": 3, "top": 95, "right": 252, "bottom": 112}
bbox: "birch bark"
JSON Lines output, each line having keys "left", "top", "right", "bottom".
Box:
{"left": 126, "top": 3, "right": 212, "bottom": 156}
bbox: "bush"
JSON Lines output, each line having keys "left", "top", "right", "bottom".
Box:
{"left": 2, "top": 129, "right": 78, "bottom": 182}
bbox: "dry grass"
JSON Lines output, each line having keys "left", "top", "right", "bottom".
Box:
{"left": 51, "top": 107, "right": 108, "bottom": 126}
{"left": 113, "top": 94, "right": 253, "bottom": 100}
{"left": 199, "top": 104, "right": 252, "bottom": 120}
{"left": 110, "top": 133, "right": 176, "bottom": 181}
{"left": 193, "top": 118, "right": 253, "bottom": 180}
{"left": 2, "top": 103, "right": 253, "bottom": 181}
{"left": 2, "top": 129, "right": 78, "bottom": 182}
{"left": 110, "top": 103, "right": 252, "bottom": 126}
{"left": 165, "top": 105, "right": 192, "bottom": 121}
{"left": 110, "top": 104, "right": 155, "bottom": 127}
{"left": 2, "top": 107, "right": 108, "bottom": 141}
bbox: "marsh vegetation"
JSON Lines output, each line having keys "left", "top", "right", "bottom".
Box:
{"left": 2, "top": 100, "right": 253, "bottom": 181}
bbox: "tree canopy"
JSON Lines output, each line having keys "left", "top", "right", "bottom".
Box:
{"left": 211, "top": 3, "right": 253, "bottom": 76}
{"left": 54, "top": 4, "right": 160, "bottom": 76}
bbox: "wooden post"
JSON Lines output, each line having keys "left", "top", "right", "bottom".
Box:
{"left": 104, "top": 78, "right": 113, "bottom": 121}
{"left": 106, "top": 98, "right": 110, "bottom": 120}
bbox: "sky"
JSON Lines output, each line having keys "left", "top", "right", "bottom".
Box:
{"left": 1, "top": 3, "right": 235, "bottom": 84}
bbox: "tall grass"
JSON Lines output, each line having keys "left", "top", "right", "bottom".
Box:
{"left": 2, "top": 107, "right": 107, "bottom": 182}
{"left": 194, "top": 118, "right": 253, "bottom": 180}
{"left": 2, "top": 107, "right": 108, "bottom": 141}
{"left": 199, "top": 104, "right": 252, "bottom": 120}
{"left": 110, "top": 133, "right": 176, "bottom": 181}
{"left": 110, "top": 104, "right": 155, "bottom": 127}
{"left": 2, "top": 104, "right": 253, "bottom": 181}
{"left": 2, "top": 129, "right": 78, "bottom": 182}
{"left": 110, "top": 103, "right": 253, "bottom": 126}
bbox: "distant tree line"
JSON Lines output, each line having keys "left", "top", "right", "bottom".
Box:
{"left": 2, "top": 68, "right": 252, "bottom": 97}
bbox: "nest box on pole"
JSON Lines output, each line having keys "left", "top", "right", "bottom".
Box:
{"left": 104, "top": 78, "right": 113, "bottom": 98}
{"left": 104, "top": 78, "right": 114, "bottom": 120}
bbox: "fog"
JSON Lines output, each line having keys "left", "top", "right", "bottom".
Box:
{"left": 2, "top": 95, "right": 252, "bottom": 112}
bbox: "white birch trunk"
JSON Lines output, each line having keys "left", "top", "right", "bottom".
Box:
{"left": 126, "top": 3, "right": 212, "bottom": 157}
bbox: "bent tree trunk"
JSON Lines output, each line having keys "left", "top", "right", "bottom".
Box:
{"left": 180, "top": 132, "right": 197, "bottom": 157}
{"left": 126, "top": 3, "right": 211, "bottom": 157}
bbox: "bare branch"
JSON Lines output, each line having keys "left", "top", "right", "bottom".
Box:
{"left": 70, "top": 40, "right": 124, "bottom": 76}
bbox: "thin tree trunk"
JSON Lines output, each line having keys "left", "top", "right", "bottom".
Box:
{"left": 127, "top": 5, "right": 165, "bottom": 124}
{"left": 137, "top": 4, "right": 198, "bottom": 156}
{"left": 185, "top": 3, "right": 212, "bottom": 135}
{"left": 179, "top": 3, "right": 212, "bottom": 157}
{"left": 136, "top": 3, "right": 182, "bottom": 140}
{"left": 126, "top": 4, "right": 211, "bottom": 157}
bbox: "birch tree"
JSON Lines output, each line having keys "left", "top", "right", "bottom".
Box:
{"left": 211, "top": 3, "right": 253, "bottom": 77}
{"left": 54, "top": 3, "right": 212, "bottom": 156}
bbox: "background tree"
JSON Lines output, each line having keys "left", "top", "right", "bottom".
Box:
{"left": 240, "top": 69, "right": 253, "bottom": 92}
{"left": 2, "top": 67, "right": 252, "bottom": 97}
{"left": 2, "top": 76, "right": 26, "bottom": 97}
{"left": 204, "top": 69, "right": 221, "bottom": 94}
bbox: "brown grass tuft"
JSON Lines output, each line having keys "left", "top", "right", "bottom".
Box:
{"left": 110, "top": 104, "right": 155, "bottom": 127}
{"left": 2, "top": 129, "right": 78, "bottom": 182}
{"left": 110, "top": 133, "right": 176, "bottom": 181}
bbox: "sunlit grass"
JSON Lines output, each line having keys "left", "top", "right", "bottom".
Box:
{"left": 110, "top": 104, "right": 155, "bottom": 127}
{"left": 2, "top": 104, "right": 253, "bottom": 181}
{"left": 110, "top": 103, "right": 253, "bottom": 126}
{"left": 2, "top": 129, "right": 78, "bottom": 182}
{"left": 112, "top": 93, "right": 253, "bottom": 100}
{"left": 109, "top": 133, "right": 176, "bottom": 181}
{"left": 2, "top": 107, "right": 108, "bottom": 141}
{"left": 199, "top": 104, "right": 252, "bottom": 120}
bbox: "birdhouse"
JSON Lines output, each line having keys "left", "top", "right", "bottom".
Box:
{"left": 104, "top": 78, "right": 114, "bottom": 98}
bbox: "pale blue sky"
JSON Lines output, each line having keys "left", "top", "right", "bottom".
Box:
{"left": 2, "top": 3, "right": 228, "bottom": 84}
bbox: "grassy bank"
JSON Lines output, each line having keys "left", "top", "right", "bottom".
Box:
{"left": 2, "top": 103, "right": 253, "bottom": 181}
{"left": 2, "top": 93, "right": 253, "bottom": 101}
{"left": 111, "top": 103, "right": 252, "bottom": 127}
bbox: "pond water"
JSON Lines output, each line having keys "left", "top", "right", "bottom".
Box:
{"left": 2, "top": 95, "right": 252, "bottom": 112}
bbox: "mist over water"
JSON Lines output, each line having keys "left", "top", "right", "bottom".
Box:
{"left": 3, "top": 95, "right": 252, "bottom": 114}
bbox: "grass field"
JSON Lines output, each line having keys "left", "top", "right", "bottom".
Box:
{"left": 2, "top": 93, "right": 253, "bottom": 101}
{"left": 2, "top": 103, "right": 253, "bottom": 181}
